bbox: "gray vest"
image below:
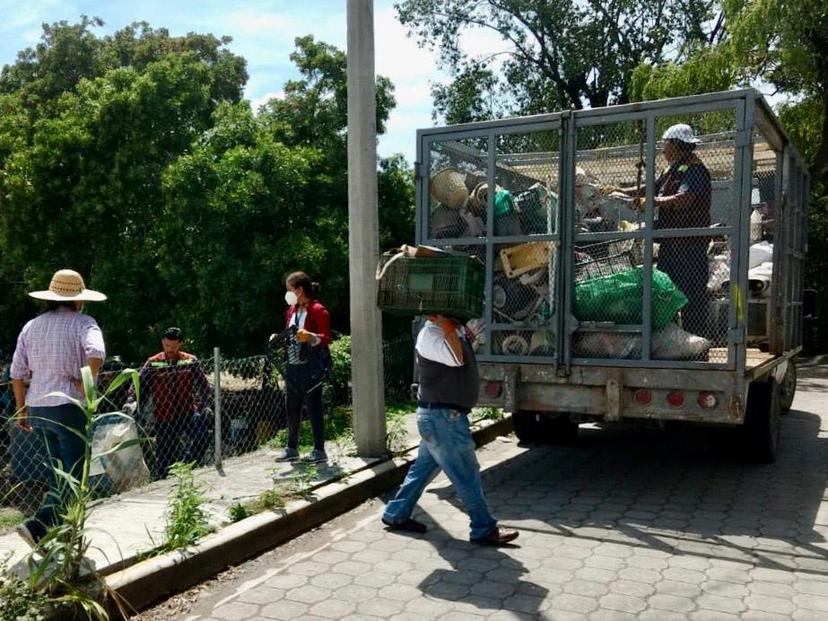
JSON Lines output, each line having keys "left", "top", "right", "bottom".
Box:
{"left": 416, "top": 336, "right": 479, "bottom": 411}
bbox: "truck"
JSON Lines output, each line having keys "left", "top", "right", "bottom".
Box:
{"left": 414, "top": 89, "right": 809, "bottom": 462}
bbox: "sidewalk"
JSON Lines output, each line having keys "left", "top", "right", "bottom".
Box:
{"left": 0, "top": 410, "right": 511, "bottom": 611}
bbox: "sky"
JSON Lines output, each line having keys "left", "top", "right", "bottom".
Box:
{"left": 0, "top": 0, "right": 509, "bottom": 163}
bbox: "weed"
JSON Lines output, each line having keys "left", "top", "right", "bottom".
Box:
{"left": 385, "top": 415, "right": 409, "bottom": 455}
{"left": 251, "top": 488, "right": 286, "bottom": 512}
{"left": 470, "top": 406, "right": 504, "bottom": 424}
{"left": 0, "top": 507, "right": 24, "bottom": 531}
{"left": 159, "top": 462, "right": 210, "bottom": 552}
{"left": 0, "top": 555, "right": 49, "bottom": 621}
{"left": 228, "top": 503, "right": 251, "bottom": 523}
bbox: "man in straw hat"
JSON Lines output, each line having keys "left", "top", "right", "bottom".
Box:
{"left": 9, "top": 269, "right": 106, "bottom": 548}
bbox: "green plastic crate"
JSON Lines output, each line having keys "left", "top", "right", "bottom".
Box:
{"left": 377, "top": 255, "right": 484, "bottom": 320}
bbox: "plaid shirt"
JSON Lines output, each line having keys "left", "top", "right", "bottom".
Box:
{"left": 10, "top": 307, "right": 106, "bottom": 406}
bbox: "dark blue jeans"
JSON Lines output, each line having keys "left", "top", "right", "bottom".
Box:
{"left": 154, "top": 413, "right": 210, "bottom": 479}
{"left": 383, "top": 407, "right": 497, "bottom": 540}
{"left": 25, "top": 403, "right": 87, "bottom": 541}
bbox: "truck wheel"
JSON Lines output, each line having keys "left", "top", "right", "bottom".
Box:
{"left": 744, "top": 377, "right": 781, "bottom": 463}
{"left": 779, "top": 362, "right": 797, "bottom": 413}
{"left": 513, "top": 411, "right": 540, "bottom": 444}
{"left": 513, "top": 411, "right": 578, "bottom": 445}
{"left": 541, "top": 414, "right": 579, "bottom": 445}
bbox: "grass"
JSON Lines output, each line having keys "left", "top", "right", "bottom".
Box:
{"left": 264, "top": 400, "right": 417, "bottom": 454}
{"left": 0, "top": 507, "right": 24, "bottom": 531}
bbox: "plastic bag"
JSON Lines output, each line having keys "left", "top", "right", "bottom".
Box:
{"left": 91, "top": 415, "right": 150, "bottom": 493}
{"left": 652, "top": 323, "right": 711, "bottom": 359}
{"left": 574, "top": 267, "right": 687, "bottom": 329}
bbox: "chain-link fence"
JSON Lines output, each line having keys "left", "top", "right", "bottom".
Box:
{"left": 0, "top": 332, "right": 414, "bottom": 523}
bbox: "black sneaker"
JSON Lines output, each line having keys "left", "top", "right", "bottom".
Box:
{"left": 382, "top": 517, "right": 427, "bottom": 534}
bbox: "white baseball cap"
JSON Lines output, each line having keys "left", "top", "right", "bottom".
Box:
{"left": 661, "top": 123, "right": 701, "bottom": 144}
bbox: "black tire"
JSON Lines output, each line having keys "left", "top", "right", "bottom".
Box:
{"left": 513, "top": 411, "right": 579, "bottom": 445}
{"left": 541, "top": 414, "right": 580, "bottom": 445}
{"left": 513, "top": 410, "right": 540, "bottom": 444}
{"left": 779, "top": 361, "right": 797, "bottom": 413}
{"left": 744, "top": 377, "right": 781, "bottom": 464}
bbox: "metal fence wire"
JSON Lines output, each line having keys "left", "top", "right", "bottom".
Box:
{"left": 0, "top": 332, "right": 414, "bottom": 521}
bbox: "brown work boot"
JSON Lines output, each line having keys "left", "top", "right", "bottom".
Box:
{"left": 471, "top": 527, "right": 519, "bottom": 546}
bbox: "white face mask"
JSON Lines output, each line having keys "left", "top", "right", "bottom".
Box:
{"left": 284, "top": 290, "right": 298, "bottom": 306}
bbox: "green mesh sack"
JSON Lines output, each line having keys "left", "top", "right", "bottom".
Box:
{"left": 574, "top": 267, "right": 687, "bottom": 329}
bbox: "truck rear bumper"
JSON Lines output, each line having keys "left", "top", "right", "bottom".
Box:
{"left": 477, "top": 362, "right": 749, "bottom": 425}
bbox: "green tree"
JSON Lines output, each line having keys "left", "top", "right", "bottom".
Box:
{"left": 0, "top": 19, "right": 247, "bottom": 359}
{"left": 396, "top": 0, "right": 720, "bottom": 123}
{"left": 0, "top": 23, "right": 414, "bottom": 360}
{"left": 158, "top": 37, "right": 412, "bottom": 354}
{"left": 631, "top": 0, "right": 827, "bottom": 186}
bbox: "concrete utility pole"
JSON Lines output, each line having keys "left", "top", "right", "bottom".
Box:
{"left": 347, "top": 0, "right": 386, "bottom": 456}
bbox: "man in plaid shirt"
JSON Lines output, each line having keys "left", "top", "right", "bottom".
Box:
{"left": 10, "top": 269, "right": 107, "bottom": 548}
{"left": 126, "top": 327, "right": 212, "bottom": 479}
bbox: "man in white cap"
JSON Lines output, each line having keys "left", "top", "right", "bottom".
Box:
{"left": 9, "top": 269, "right": 106, "bottom": 548}
{"left": 623, "top": 124, "right": 712, "bottom": 339}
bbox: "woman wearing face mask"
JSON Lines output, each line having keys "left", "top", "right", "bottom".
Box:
{"left": 278, "top": 271, "right": 332, "bottom": 463}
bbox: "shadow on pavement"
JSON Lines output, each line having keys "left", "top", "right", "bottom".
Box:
{"left": 425, "top": 368, "right": 828, "bottom": 583}
{"left": 413, "top": 521, "right": 549, "bottom": 618}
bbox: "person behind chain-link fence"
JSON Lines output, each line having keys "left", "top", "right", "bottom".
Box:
{"left": 124, "top": 327, "right": 212, "bottom": 479}
{"left": 620, "top": 123, "right": 712, "bottom": 339}
{"left": 381, "top": 314, "right": 519, "bottom": 546}
{"left": 9, "top": 269, "right": 106, "bottom": 548}
{"left": 275, "top": 271, "right": 332, "bottom": 464}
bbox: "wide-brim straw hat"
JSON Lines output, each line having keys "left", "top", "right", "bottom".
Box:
{"left": 29, "top": 269, "right": 107, "bottom": 302}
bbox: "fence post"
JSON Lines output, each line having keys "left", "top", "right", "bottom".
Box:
{"left": 213, "top": 346, "right": 222, "bottom": 470}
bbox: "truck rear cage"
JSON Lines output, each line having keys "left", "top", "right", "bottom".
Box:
{"left": 415, "top": 89, "right": 809, "bottom": 373}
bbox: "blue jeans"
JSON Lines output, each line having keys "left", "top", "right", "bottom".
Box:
{"left": 383, "top": 407, "right": 497, "bottom": 540}
{"left": 25, "top": 403, "right": 87, "bottom": 541}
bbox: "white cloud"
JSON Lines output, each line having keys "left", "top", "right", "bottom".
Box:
{"left": 250, "top": 90, "right": 284, "bottom": 112}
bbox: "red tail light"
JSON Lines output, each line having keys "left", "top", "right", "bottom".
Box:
{"left": 666, "top": 391, "right": 685, "bottom": 407}
{"left": 633, "top": 389, "right": 652, "bottom": 406}
{"left": 484, "top": 381, "right": 503, "bottom": 398}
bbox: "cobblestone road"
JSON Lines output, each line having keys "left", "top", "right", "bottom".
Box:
{"left": 175, "top": 363, "right": 828, "bottom": 621}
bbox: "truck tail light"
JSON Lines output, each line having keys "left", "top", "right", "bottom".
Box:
{"left": 484, "top": 381, "right": 503, "bottom": 398}
{"left": 633, "top": 389, "right": 652, "bottom": 406}
{"left": 697, "top": 392, "right": 718, "bottom": 409}
{"left": 666, "top": 391, "right": 685, "bottom": 408}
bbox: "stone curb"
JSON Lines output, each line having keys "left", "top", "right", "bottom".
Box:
{"left": 104, "top": 415, "right": 514, "bottom": 618}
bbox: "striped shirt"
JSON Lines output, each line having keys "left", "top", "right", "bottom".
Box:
{"left": 10, "top": 307, "right": 106, "bottom": 406}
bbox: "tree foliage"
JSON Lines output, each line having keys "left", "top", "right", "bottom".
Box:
{"left": 396, "top": 0, "right": 721, "bottom": 124}
{"left": 631, "top": 0, "right": 827, "bottom": 186}
{"left": 0, "top": 21, "right": 414, "bottom": 360}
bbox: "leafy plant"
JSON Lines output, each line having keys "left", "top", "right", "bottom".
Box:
{"left": 0, "top": 555, "right": 48, "bottom": 621}
{"left": 159, "top": 462, "right": 210, "bottom": 552}
{"left": 471, "top": 407, "right": 505, "bottom": 424}
{"left": 228, "top": 503, "right": 251, "bottom": 523}
{"left": 385, "top": 414, "right": 409, "bottom": 456}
